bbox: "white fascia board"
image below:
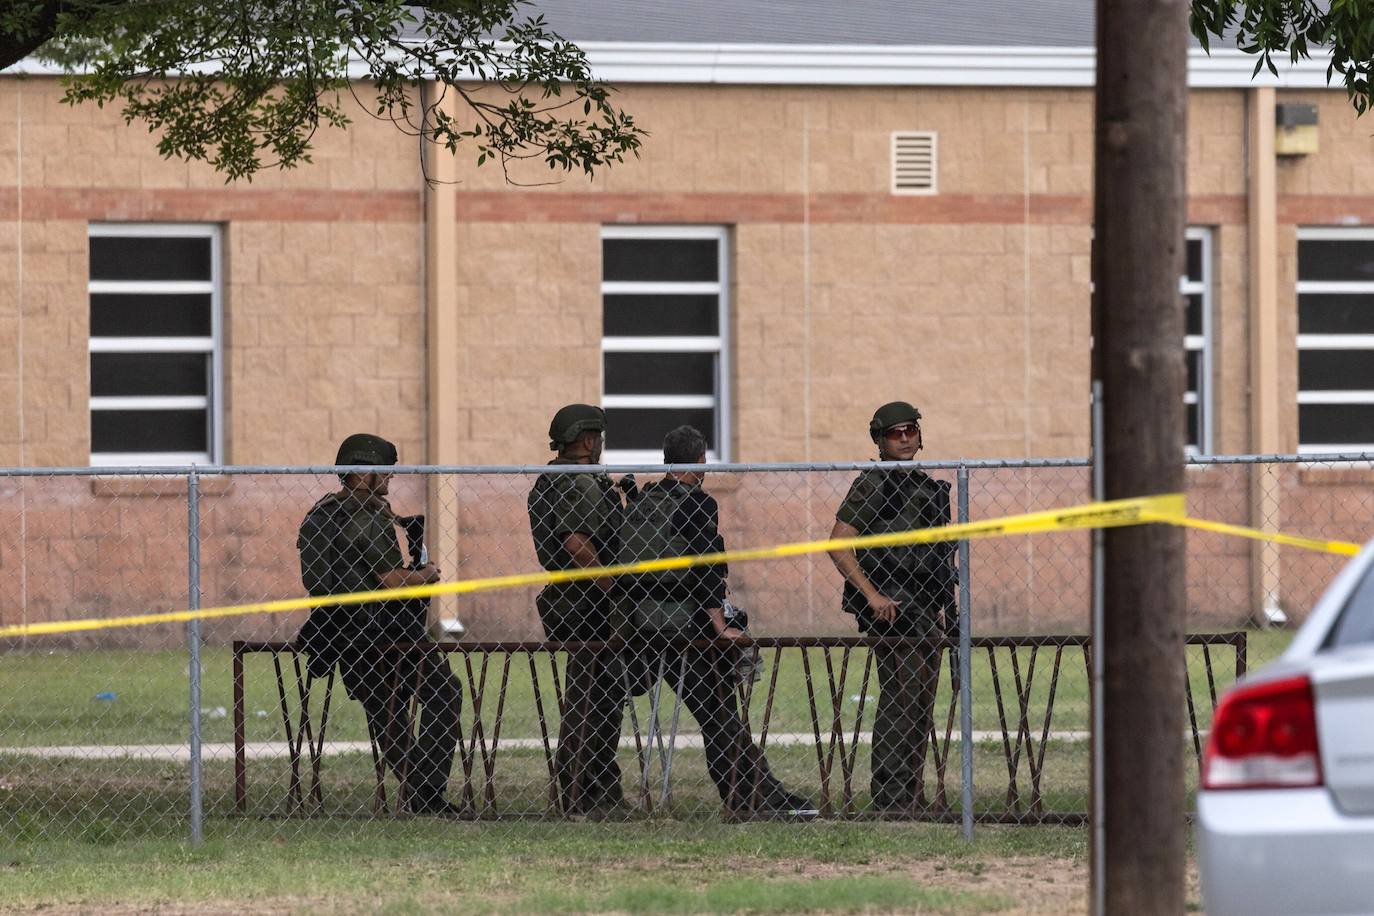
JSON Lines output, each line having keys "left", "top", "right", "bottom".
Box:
{"left": 5, "top": 43, "right": 1340, "bottom": 90}
{"left": 576, "top": 43, "right": 1340, "bottom": 89}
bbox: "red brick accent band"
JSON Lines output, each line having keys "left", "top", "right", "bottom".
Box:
{"left": 450, "top": 191, "right": 1253, "bottom": 225}
{"left": 0, "top": 188, "right": 421, "bottom": 222}
{"left": 1280, "top": 195, "right": 1374, "bottom": 224}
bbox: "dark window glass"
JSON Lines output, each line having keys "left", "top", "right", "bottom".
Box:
{"left": 91, "top": 353, "right": 208, "bottom": 397}
{"left": 1298, "top": 293, "right": 1374, "bottom": 335}
{"left": 90, "top": 293, "right": 213, "bottom": 337}
{"left": 1186, "top": 349, "right": 1202, "bottom": 394}
{"left": 603, "top": 294, "right": 720, "bottom": 337}
{"left": 603, "top": 238, "right": 718, "bottom": 283}
{"left": 1299, "top": 350, "right": 1374, "bottom": 391}
{"left": 604, "top": 407, "right": 716, "bottom": 452}
{"left": 1186, "top": 402, "right": 1199, "bottom": 448}
{"left": 1186, "top": 238, "right": 1204, "bottom": 282}
{"left": 1298, "top": 239, "right": 1374, "bottom": 283}
{"left": 1299, "top": 404, "right": 1374, "bottom": 445}
{"left": 1325, "top": 563, "right": 1374, "bottom": 650}
{"left": 91, "top": 409, "right": 208, "bottom": 453}
{"left": 604, "top": 352, "right": 715, "bottom": 396}
{"left": 1185, "top": 292, "right": 1204, "bottom": 337}
{"left": 90, "top": 236, "right": 212, "bottom": 282}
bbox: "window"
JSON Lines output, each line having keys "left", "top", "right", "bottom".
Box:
{"left": 601, "top": 225, "right": 729, "bottom": 463}
{"left": 1296, "top": 228, "right": 1374, "bottom": 453}
{"left": 1183, "top": 227, "right": 1213, "bottom": 455}
{"left": 88, "top": 224, "right": 223, "bottom": 466}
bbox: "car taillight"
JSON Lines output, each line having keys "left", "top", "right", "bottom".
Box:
{"left": 1203, "top": 674, "right": 1322, "bottom": 790}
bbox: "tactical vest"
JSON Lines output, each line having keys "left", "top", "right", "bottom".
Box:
{"left": 296, "top": 493, "right": 423, "bottom": 676}
{"left": 846, "top": 470, "right": 953, "bottom": 616}
{"left": 617, "top": 483, "right": 697, "bottom": 632}
{"left": 527, "top": 470, "right": 622, "bottom": 570}
{"left": 527, "top": 467, "right": 624, "bottom": 641}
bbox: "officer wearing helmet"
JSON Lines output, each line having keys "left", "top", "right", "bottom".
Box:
{"left": 527, "top": 405, "right": 629, "bottom": 814}
{"left": 296, "top": 433, "right": 463, "bottom": 816}
{"left": 827, "top": 403, "right": 956, "bottom": 816}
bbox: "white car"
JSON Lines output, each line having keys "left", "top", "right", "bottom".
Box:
{"left": 1198, "top": 544, "right": 1374, "bottom": 916}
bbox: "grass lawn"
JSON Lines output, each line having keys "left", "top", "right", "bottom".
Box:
{"left": 0, "top": 818, "right": 1102, "bottom": 914}
{"left": 0, "top": 631, "right": 1291, "bottom": 834}
{"left": 0, "top": 635, "right": 1257, "bottom": 913}
{"left": 1, "top": 630, "right": 1289, "bottom": 749}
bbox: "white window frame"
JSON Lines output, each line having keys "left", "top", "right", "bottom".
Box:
{"left": 1295, "top": 227, "right": 1374, "bottom": 454}
{"left": 1183, "top": 226, "right": 1214, "bottom": 456}
{"left": 88, "top": 223, "right": 224, "bottom": 467}
{"left": 600, "top": 224, "right": 730, "bottom": 464}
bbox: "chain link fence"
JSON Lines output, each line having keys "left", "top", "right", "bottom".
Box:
{"left": 0, "top": 456, "right": 1361, "bottom": 841}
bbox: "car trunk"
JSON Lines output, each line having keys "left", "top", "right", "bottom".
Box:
{"left": 1314, "top": 648, "right": 1374, "bottom": 816}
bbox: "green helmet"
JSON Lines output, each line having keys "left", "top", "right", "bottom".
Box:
{"left": 335, "top": 433, "right": 398, "bottom": 466}
{"left": 548, "top": 404, "right": 605, "bottom": 450}
{"left": 868, "top": 401, "right": 922, "bottom": 441}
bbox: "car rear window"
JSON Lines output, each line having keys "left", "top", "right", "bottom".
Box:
{"left": 1324, "top": 562, "right": 1374, "bottom": 650}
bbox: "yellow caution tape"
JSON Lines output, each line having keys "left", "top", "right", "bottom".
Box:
{"left": 1139, "top": 511, "right": 1362, "bottom": 557}
{"left": 0, "top": 491, "right": 1360, "bottom": 639}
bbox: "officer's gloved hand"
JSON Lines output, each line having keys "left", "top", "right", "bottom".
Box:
{"left": 617, "top": 474, "right": 638, "bottom": 501}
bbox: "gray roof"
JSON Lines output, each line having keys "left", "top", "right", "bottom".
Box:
{"left": 521, "top": 0, "right": 1096, "bottom": 46}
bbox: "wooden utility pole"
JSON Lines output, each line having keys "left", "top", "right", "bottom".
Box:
{"left": 1090, "top": 0, "right": 1189, "bottom": 912}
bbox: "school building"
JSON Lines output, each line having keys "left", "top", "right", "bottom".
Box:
{"left": 1, "top": 2, "right": 1370, "bottom": 639}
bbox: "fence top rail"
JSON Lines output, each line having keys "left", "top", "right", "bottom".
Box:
{"left": 1187, "top": 451, "right": 1374, "bottom": 466}
{"left": 232, "top": 632, "right": 1248, "bottom": 654}
{"left": 0, "top": 453, "right": 1368, "bottom": 477}
{"left": 0, "top": 458, "right": 1093, "bottom": 477}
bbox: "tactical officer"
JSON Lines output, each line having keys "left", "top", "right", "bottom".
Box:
{"left": 527, "top": 405, "right": 629, "bottom": 814}
{"left": 618, "top": 425, "right": 817, "bottom": 819}
{"left": 827, "top": 403, "right": 956, "bottom": 815}
{"left": 296, "top": 433, "right": 463, "bottom": 817}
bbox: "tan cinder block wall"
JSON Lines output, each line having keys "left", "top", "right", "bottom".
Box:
{"left": 443, "top": 86, "right": 1274, "bottom": 464}
{"left": 5, "top": 76, "right": 1373, "bottom": 641}
{"left": 0, "top": 76, "right": 428, "bottom": 638}
{"left": 1, "top": 76, "right": 427, "bottom": 468}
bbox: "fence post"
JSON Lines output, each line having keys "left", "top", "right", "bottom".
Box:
{"left": 187, "top": 468, "right": 204, "bottom": 846}
{"left": 957, "top": 464, "right": 974, "bottom": 840}
{"left": 1090, "top": 379, "right": 1106, "bottom": 916}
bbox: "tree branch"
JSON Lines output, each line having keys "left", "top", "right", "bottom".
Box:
{"left": 0, "top": 0, "right": 63, "bottom": 71}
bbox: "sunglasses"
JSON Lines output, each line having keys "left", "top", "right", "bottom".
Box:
{"left": 882, "top": 423, "right": 921, "bottom": 441}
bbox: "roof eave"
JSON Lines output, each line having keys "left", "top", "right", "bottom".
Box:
{"left": 4, "top": 43, "right": 1340, "bottom": 90}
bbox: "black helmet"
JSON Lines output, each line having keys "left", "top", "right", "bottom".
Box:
{"left": 868, "top": 401, "right": 922, "bottom": 441}
{"left": 548, "top": 404, "right": 605, "bottom": 450}
{"left": 335, "top": 433, "right": 398, "bottom": 466}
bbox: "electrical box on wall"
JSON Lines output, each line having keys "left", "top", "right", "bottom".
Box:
{"left": 1276, "top": 103, "right": 1318, "bottom": 156}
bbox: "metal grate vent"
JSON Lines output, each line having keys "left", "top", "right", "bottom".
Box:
{"left": 891, "top": 131, "right": 937, "bottom": 195}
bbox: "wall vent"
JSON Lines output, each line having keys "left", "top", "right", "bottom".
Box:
{"left": 891, "top": 131, "right": 937, "bottom": 195}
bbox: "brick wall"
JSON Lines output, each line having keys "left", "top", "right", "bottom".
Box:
{"left": 4, "top": 77, "right": 1374, "bottom": 645}
{"left": 1, "top": 78, "right": 428, "bottom": 468}
{"left": 0, "top": 469, "right": 1357, "bottom": 646}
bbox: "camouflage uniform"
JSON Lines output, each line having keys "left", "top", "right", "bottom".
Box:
{"left": 297, "top": 436, "right": 461, "bottom": 811}
{"left": 837, "top": 465, "right": 956, "bottom": 812}
{"left": 528, "top": 458, "right": 627, "bottom": 813}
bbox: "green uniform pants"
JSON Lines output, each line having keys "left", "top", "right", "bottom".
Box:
{"left": 863, "top": 617, "right": 942, "bottom": 812}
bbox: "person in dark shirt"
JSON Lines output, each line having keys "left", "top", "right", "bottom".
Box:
{"left": 619, "top": 425, "right": 817, "bottom": 819}
{"left": 828, "top": 402, "right": 956, "bottom": 816}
